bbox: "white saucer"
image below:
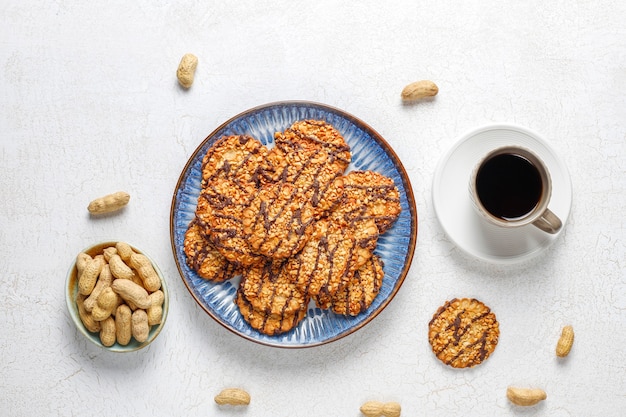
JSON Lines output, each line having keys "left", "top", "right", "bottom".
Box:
{"left": 432, "top": 124, "right": 572, "bottom": 264}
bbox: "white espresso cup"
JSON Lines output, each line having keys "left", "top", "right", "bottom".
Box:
{"left": 469, "top": 145, "right": 562, "bottom": 234}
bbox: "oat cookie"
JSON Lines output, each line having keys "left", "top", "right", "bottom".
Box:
{"left": 269, "top": 120, "right": 351, "bottom": 216}
{"left": 315, "top": 254, "right": 384, "bottom": 316}
{"left": 280, "top": 119, "right": 352, "bottom": 151}
{"left": 275, "top": 120, "right": 352, "bottom": 216}
{"left": 344, "top": 216, "right": 379, "bottom": 256}
{"left": 332, "top": 170, "right": 402, "bottom": 233}
{"left": 195, "top": 134, "right": 271, "bottom": 266}
{"left": 196, "top": 177, "right": 265, "bottom": 266}
{"left": 235, "top": 290, "right": 308, "bottom": 336}
{"left": 289, "top": 218, "right": 364, "bottom": 298}
{"left": 200, "top": 134, "right": 269, "bottom": 186}
{"left": 270, "top": 120, "right": 351, "bottom": 177}
{"left": 183, "top": 219, "right": 241, "bottom": 282}
{"left": 239, "top": 260, "right": 309, "bottom": 318}
{"left": 242, "top": 181, "right": 317, "bottom": 260}
{"left": 428, "top": 298, "right": 500, "bottom": 368}
{"left": 241, "top": 120, "right": 354, "bottom": 260}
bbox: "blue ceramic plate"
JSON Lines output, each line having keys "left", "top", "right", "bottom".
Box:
{"left": 170, "top": 101, "right": 417, "bottom": 348}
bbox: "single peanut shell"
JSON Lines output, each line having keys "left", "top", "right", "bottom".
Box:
{"left": 147, "top": 290, "right": 164, "bottom": 326}
{"left": 382, "top": 402, "right": 401, "bottom": 417}
{"left": 401, "top": 80, "right": 438, "bottom": 101}
{"left": 359, "top": 401, "right": 401, "bottom": 417}
{"left": 115, "top": 241, "right": 135, "bottom": 262}
{"left": 131, "top": 309, "right": 150, "bottom": 343}
{"left": 214, "top": 388, "right": 251, "bottom": 406}
{"left": 99, "top": 316, "right": 116, "bottom": 347}
{"left": 177, "top": 53, "right": 198, "bottom": 88}
{"left": 111, "top": 279, "right": 151, "bottom": 309}
{"left": 76, "top": 294, "right": 101, "bottom": 333}
{"left": 87, "top": 191, "right": 130, "bottom": 214}
{"left": 360, "top": 401, "right": 384, "bottom": 417}
{"left": 109, "top": 254, "right": 135, "bottom": 280}
{"left": 75, "top": 252, "right": 92, "bottom": 276}
{"left": 91, "top": 287, "right": 118, "bottom": 321}
{"left": 506, "top": 387, "right": 547, "bottom": 406}
{"left": 129, "top": 253, "right": 161, "bottom": 291}
{"left": 102, "top": 246, "right": 117, "bottom": 262}
{"left": 77, "top": 255, "right": 105, "bottom": 295}
{"left": 84, "top": 264, "right": 113, "bottom": 312}
{"left": 556, "top": 325, "right": 574, "bottom": 357}
{"left": 115, "top": 304, "right": 132, "bottom": 345}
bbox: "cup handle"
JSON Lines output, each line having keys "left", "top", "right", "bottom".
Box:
{"left": 532, "top": 208, "right": 562, "bottom": 234}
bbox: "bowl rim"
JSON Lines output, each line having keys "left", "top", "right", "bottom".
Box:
{"left": 66, "top": 240, "right": 169, "bottom": 352}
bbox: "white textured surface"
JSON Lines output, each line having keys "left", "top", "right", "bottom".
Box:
{"left": 1, "top": 1, "right": 625, "bottom": 416}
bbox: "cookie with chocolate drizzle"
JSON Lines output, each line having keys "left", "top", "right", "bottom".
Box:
{"left": 239, "top": 259, "right": 309, "bottom": 318}
{"left": 200, "top": 134, "right": 270, "bottom": 187}
{"left": 331, "top": 170, "right": 402, "bottom": 234}
{"left": 235, "top": 286, "right": 308, "bottom": 336}
{"left": 428, "top": 298, "right": 500, "bottom": 368}
{"left": 242, "top": 181, "right": 318, "bottom": 260}
{"left": 183, "top": 219, "right": 241, "bottom": 282}
{"left": 196, "top": 177, "right": 266, "bottom": 267}
{"left": 287, "top": 218, "right": 365, "bottom": 298}
{"left": 193, "top": 134, "right": 272, "bottom": 267}
{"left": 270, "top": 119, "right": 351, "bottom": 217}
{"left": 241, "top": 120, "right": 352, "bottom": 260}
{"left": 315, "top": 254, "right": 384, "bottom": 316}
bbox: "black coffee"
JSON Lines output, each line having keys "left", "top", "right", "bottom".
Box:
{"left": 475, "top": 153, "right": 542, "bottom": 220}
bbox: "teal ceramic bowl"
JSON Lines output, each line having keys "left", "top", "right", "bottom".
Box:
{"left": 66, "top": 241, "right": 169, "bottom": 352}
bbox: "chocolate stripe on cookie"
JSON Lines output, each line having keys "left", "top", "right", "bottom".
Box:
{"left": 449, "top": 331, "right": 492, "bottom": 367}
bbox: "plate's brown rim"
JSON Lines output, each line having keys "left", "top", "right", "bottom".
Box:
{"left": 169, "top": 100, "right": 418, "bottom": 348}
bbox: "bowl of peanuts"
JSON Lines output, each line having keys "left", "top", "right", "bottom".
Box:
{"left": 66, "top": 241, "right": 169, "bottom": 352}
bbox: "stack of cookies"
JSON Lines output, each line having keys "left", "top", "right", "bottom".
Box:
{"left": 184, "top": 120, "right": 402, "bottom": 335}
